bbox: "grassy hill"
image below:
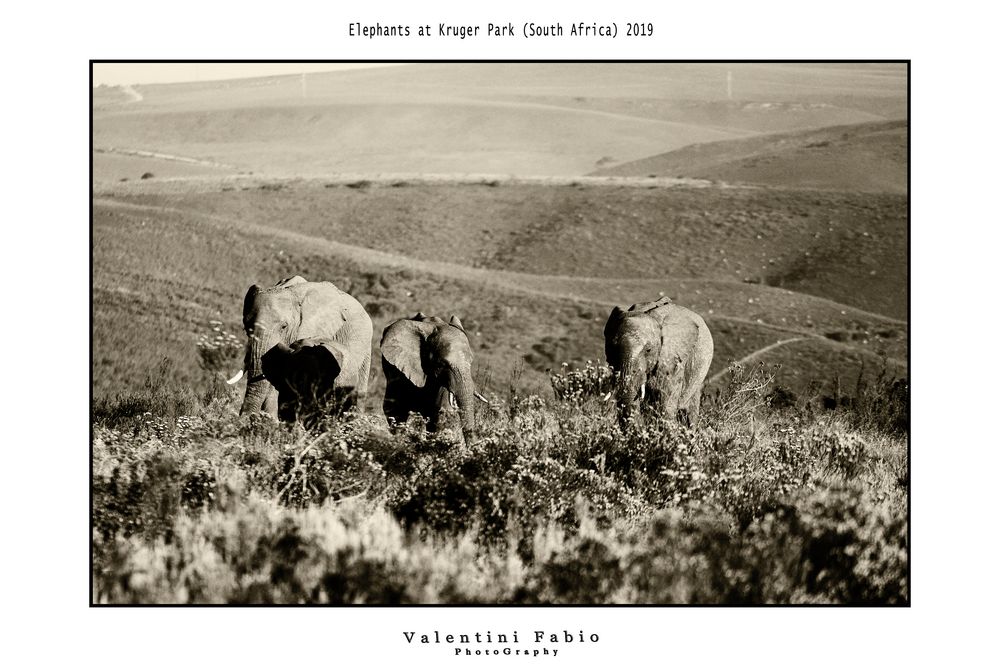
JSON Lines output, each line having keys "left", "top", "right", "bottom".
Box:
{"left": 92, "top": 63, "right": 906, "bottom": 179}
{"left": 591, "top": 120, "right": 907, "bottom": 194}
{"left": 93, "top": 177, "right": 906, "bottom": 407}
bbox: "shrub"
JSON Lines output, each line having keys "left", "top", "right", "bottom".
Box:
{"left": 92, "top": 358, "right": 202, "bottom": 429}
{"left": 847, "top": 368, "right": 909, "bottom": 436}
{"left": 702, "top": 362, "right": 776, "bottom": 429}
{"left": 196, "top": 322, "right": 243, "bottom": 373}
{"left": 550, "top": 360, "right": 612, "bottom": 403}
{"left": 94, "top": 499, "right": 526, "bottom": 604}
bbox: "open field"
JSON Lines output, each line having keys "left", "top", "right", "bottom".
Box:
{"left": 93, "top": 63, "right": 906, "bottom": 178}
{"left": 92, "top": 63, "right": 908, "bottom": 604}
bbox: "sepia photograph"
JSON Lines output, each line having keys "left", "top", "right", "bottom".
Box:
{"left": 90, "top": 61, "right": 909, "bottom": 606}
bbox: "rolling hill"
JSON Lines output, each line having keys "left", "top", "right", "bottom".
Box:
{"left": 102, "top": 175, "right": 906, "bottom": 319}
{"left": 590, "top": 120, "right": 907, "bottom": 194}
{"left": 93, "top": 177, "right": 906, "bottom": 405}
{"left": 92, "top": 62, "right": 907, "bottom": 179}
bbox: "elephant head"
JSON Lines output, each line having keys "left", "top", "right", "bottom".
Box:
{"left": 261, "top": 338, "right": 355, "bottom": 425}
{"left": 381, "top": 313, "right": 478, "bottom": 443}
{"left": 229, "top": 276, "right": 373, "bottom": 417}
{"left": 604, "top": 296, "right": 714, "bottom": 427}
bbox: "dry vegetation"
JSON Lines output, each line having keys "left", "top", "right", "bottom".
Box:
{"left": 93, "top": 362, "right": 907, "bottom": 604}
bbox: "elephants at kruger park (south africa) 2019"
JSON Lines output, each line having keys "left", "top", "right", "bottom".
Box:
{"left": 229, "top": 276, "right": 712, "bottom": 438}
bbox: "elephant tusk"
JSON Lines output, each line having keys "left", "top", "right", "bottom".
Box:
{"left": 640, "top": 383, "right": 646, "bottom": 401}
{"left": 226, "top": 369, "right": 245, "bottom": 385}
{"left": 602, "top": 392, "right": 613, "bottom": 402}
{"left": 474, "top": 391, "right": 490, "bottom": 404}
{"left": 449, "top": 392, "right": 458, "bottom": 409}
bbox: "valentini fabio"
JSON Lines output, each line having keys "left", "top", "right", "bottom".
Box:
{"left": 403, "top": 630, "right": 600, "bottom": 644}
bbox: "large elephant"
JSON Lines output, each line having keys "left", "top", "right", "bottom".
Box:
{"left": 381, "top": 313, "right": 479, "bottom": 443}
{"left": 604, "top": 296, "right": 714, "bottom": 427}
{"left": 261, "top": 338, "right": 359, "bottom": 426}
{"left": 227, "top": 276, "right": 373, "bottom": 417}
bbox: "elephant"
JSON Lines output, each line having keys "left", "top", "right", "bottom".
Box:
{"left": 380, "top": 313, "right": 481, "bottom": 443}
{"left": 604, "top": 295, "right": 714, "bottom": 427}
{"left": 227, "top": 276, "right": 373, "bottom": 417}
{"left": 261, "top": 338, "right": 359, "bottom": 426}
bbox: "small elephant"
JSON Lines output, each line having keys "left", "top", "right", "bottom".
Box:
{"left": 261, "top": 338, "right": 358, "bottom": 426}
{"left": 228, "top": 276, "right": 373, "bottom": 417}
{"left": 381, "top": 313, "right": 478, "bottom": 443}
{"left": 604, "top": 295, "right": 714, "bottom": 427}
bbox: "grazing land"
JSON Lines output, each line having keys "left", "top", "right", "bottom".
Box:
{"left": 92, "top": 63, "right": 908, "bottom": 604}
{"left": 591, "top": 120, "right": 908, "bottom": 195}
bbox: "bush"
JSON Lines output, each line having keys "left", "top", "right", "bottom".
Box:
{"left": 196, "top": 322, "right": 243, "bottom": 373}
{"left": 847, "top": 368, "right": 909, "bottom": 436}
{"left": 549, "top": 360, "right": 612, "bottom": 403}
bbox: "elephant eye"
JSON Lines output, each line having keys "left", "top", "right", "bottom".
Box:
{"left": 281, "top": 322, "right": 289, "bottom": 329}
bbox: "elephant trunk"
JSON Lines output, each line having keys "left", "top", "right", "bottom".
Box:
{"left": 239, "top": 331, "right": 279, "bottom": 415}
{"left": 240, "top": 377, "right": 273, "bottom": 415}
{"left": 449, "top": 369, "right": 477, "bottom": 443}
{"left": 614, "top": 358, "right": 643, "bottom": 423}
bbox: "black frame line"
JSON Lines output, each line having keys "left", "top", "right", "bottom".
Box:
{"left": 89, "top": 58, "right": 911, "bottom": 608}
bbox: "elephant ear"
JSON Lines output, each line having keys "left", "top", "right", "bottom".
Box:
{"left": 261, "top": 342, "right": 294, "bottom": 386}
{"left": 243, "top": 285, "right": 261, "bottom": 327}
{"left": 604, "top": 307, "right": 632, "bottom": 368}
{"left": 449, "top": 315, "right": 466, "bottom": 333}
{"left": 603, "top": 306, "right": 628, "bottom": 340}
{"left": 313, "top": 341, "right": 346, "bottom": 376}
{"left": 381, "top": 320, "right": 429, "bottom": 387}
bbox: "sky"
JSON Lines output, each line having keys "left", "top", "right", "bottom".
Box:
{"left": 92, "top": 63, "right": 402, "bottom": 87}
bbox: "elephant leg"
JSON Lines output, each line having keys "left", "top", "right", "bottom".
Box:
{"left": 383, "top": 384, "right": 412, "bottom": 430}
{"left": 662, "top": 390, "right": 682, "bottom": 423}
{"left": 426, "top": 386, "right": 451, "bottom": 432}
{"left": 355, "top": 355, "right": 371, "bottom": 413}
{"left": 686, "top": 388, "right": 703, "bottom": 429}
{"left": 333, "top": 385, "right": 357, "bottom": 415}
{"left": 263, "top": 388, "right": 279, "bottom": 419}
{"left": 276, "top": 395, "right": 296, "bottom": 423}
{"left": 638, "top": 389, "right": 656, "bottom": 424}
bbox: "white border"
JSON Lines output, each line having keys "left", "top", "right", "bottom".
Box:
{"left": 9, "top": 0, "right": 998, "bottom": 664}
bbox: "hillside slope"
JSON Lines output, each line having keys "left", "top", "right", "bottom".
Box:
{"left": 92, "top": 63, "right": 906, "bottom": 179}
{"left": 103, "top": 176, "right": 906, "bottom": 319}
{"left": 591, "top": 120, "right": 907, "bottom": 194}
{"left": 92, "top": 178, "right": 906, "bottom": 405}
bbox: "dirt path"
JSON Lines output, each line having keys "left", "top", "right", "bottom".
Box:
{"left": 705, "top": 337, "right": 812, "bottom": 385}
{"left": 94, "top": 147, "right": 234, "bottom": 169}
